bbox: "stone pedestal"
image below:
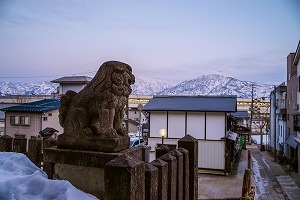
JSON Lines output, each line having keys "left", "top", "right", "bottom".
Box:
{"left": 57, "top": 134, "right": 130, "bottom": 153}
{"left": 44, "top": 147, "right": 142, "bottom": 199}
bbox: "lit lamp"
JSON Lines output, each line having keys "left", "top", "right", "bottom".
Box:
{"left": 159, "top": 129, "right": 167, "bottom": 145}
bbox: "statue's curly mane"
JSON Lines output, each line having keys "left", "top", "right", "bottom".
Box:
{"left": 59, "top": 61, "right": 135, "bottom": 138}
{"left": 81, "top": 61, "right": 133, "bottom": 96}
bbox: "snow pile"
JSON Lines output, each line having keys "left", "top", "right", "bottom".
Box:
{"left": 0, "top": 152, "right": 98, "bottom": 200}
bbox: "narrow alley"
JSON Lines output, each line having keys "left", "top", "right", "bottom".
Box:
{"left": 198, "top": 145, "right": 300, "bottom": 200}
{"left": 251, "top": 146, "right": 300, "bottom": 200}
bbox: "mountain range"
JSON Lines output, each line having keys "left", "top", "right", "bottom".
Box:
{"left": 0, "top": 74, "right": 274, "bottom": 98}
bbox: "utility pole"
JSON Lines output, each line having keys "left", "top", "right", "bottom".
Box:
{"left": 274, "top": 86, "right": 277, "bottom": 162}
{"left": 250, "top": 84, "right": 254, "bottom": 141}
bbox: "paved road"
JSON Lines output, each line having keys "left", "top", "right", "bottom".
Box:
{"left": 251, "top": 147, "right": 300, "bottom": 200}
{"left": 198, "top": 146, "right": 300, "bottom": 200}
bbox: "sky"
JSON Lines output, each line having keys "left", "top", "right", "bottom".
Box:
{"left": 0, "top": 0, "right": 299, "bottom": 84}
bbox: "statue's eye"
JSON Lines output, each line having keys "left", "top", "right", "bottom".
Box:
{"left": 112, "top": 73, "right": 123, "bottom": 84}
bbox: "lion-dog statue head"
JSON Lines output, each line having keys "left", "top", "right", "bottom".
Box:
{"left": 59, "top": 61, "right": 135, "bottom": 138}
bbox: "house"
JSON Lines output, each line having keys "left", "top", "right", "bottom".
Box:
{"left": 143, "top": 95, "right": 237, "bottom": 174}
{"left": 0, "top": 95, "right": 53, "bottom": 136}
{"left": 269, "top": 83, "right": 287, "bottom": 160}
{"left": 294, "top": 40, "right": 300, "bottom": 173}
{"left": 51, "top": 76, "right": 92, "bottom": 95}
{"left": 231, "top": 111, "right": 250, "bottom": 128}
{"left": 0, "top": 99, "right": 61, "bottom": 139}
{"left": 286, "top": 52, "right": 298, "bottom": 160}
{"left": 126, "top": 94, "right": 152, "bottom": 134}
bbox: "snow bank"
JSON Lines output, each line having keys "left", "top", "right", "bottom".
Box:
{"left": 0, "top": 152, "right": 98, "bottom": 200}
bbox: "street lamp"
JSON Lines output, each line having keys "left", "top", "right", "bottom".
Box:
{"left": 159, "top": 129, "right": 167, "bottom": 144}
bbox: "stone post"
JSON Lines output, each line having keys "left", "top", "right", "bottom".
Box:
{"left": 248, "top": 150, "right": 252, "bottom": 172}
{"left": 177, "top": 147, "right": 189, "bottom": 200}
{"left": 43, "top": 137, "right": 57, "bottom": 179}
{"left": 142, "top": 145, "right": 151, "bottom": 163}
{"left": 13, "top": 137, "right": 27, "bottom": 153}
{"left": 28, "top": 137, "right": 42, "bottom": 167}
{"left": 160, "top": 153, "right": 177, "bottom": 200}
{"left": 150, "top": 158, "right": 168, "bottom": 200}
{"left": 0, "top": 135, "right": 13, "bottom": 152}
{"left": 171, "top": 149, "right": 183, "bottom": 200}
{"left": 178, "top": 134, "right": 198, "bottom": 200}
{"left": 242, "top": 168, "right": 251, "bottom": 197}
{"left": 104, "top": 154, "right": 145, "bottom": 200}
{"left": 145, "top": 163, "right": 158, "bottom": 200}
{"left": 156, "top": 144, "right": 170, "bottom": 158}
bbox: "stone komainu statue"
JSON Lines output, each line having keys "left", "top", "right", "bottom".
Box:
{"left": 59, "top": 61, "right": 135, "bottom": 139}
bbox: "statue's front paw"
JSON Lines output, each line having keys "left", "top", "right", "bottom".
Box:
{"left": 117, "top": 128, "right": 127, "bottom": 136}
{"left": 103, "top": 128, "right": 118, "bottom": 138}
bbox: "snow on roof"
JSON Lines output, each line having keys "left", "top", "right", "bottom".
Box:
{"left": 0, "top": 152, "right": 97, "bottom": 200}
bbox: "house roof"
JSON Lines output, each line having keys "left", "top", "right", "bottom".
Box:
{"left": 143, "top": 96, "right": 237, "bottom": 112}
{"left": 232, "top": 111, "right": 249, "bottom": 119}
{"left": 0, "top": 103, "right": 17, "bottom": 119}
{"left": 51, "top": 76, "right": 92, "bottom": 84}
{"left": 39, "top": 127, "right": 59, "bottom": 136}
{"left": 293, "top": 40, "right": 300, "bottom": 65}
{"left": 0, "top": 99, "right": 60, "bottom": 113}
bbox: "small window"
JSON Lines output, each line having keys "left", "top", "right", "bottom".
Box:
{"left": 43, "top": 117, "right": 48, "bottom": 121}
{"left": 48, "top": 113, "right": 52, "bottom": 116}
{"left": 20, "top": 116, "right": 30, "bottom": 125}
{"left": 10, "top": 116, "right": 19, "bottom": 125}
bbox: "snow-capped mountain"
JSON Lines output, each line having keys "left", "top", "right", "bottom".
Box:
{"left": 0, "top": 74, "right": 274, "bottom": 98}
{"left": 156, "top": 74, "right": 274, "bottom": 98}
{"left": 131, "top": 76, "right": 176, "bottom": 95}
{"left": 0, "top": 81, "right": 58, "bottom": 96}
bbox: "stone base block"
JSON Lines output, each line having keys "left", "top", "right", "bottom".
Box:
{"left": 43, "top": 147, "right": 143, "bottom": 199}
{"left": 57, "top": 134, "right": 130, "bottom": 152}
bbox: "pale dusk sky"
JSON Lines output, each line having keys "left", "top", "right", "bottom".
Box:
{"left": 0, "top": 0, "right": 299, "bottom": 84}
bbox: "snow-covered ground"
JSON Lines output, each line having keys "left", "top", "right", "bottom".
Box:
{"left": 0, "top": 152, "right": 98, "bottom": 200}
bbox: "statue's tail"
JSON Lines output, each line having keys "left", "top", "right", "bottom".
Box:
{"left": 59, "top": 90, "right": 77, "bottom": 127}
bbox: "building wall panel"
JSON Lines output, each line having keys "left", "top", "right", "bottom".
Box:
{"left": 198, "top": 140, "right": 225, "bottom": 170}
{"left": 168, "top": 111, "right": 185, "bottom": 138}
{"left": 206, "top": 112, "right": 226, "bottom": 140}
{"left": 187, "top": 112, "right": 205, "bottom": 139}
{"left": 150, "top": 111, "right": 167, "bottom": 137}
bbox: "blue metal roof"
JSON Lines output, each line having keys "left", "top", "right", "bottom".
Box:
{"left": 0, "top": 99, "right": 60, "bottom": 113}
{"left": 232, "top": 111, "right": 249, "bottom": 119}
{"left": 143, "top": 96, "right": 237, "bottom": 112}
